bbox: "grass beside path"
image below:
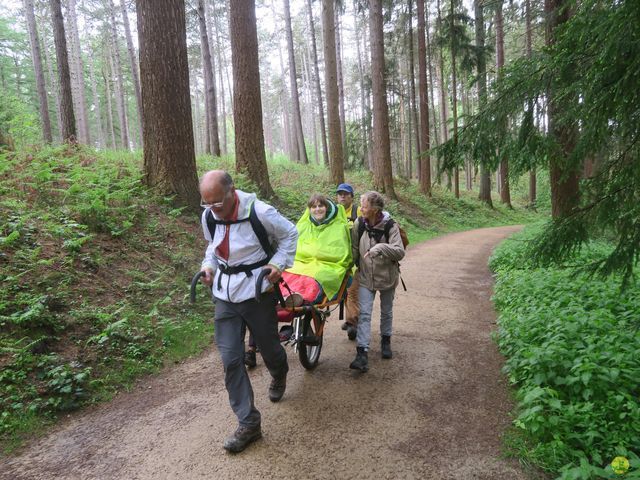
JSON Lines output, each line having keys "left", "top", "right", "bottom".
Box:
{"left": 0, "top": 145, "right": 545, "bottom": 453}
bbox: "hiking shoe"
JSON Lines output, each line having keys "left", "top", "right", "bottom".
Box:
{"left": 268, "top": 375, "right": 287, "bottom": 402}
{"left": 341, "top": 322, "right": 349, "bottom": 331}
{"left": 381, "top": 335, "right": 392, "bottom": 359}
{"left": 347, "top": 324, "right": 357, "bottom": 341}
{"left": 349, "top": 347, "right": 368, "bottom": 372}
{"left": 223, "top": 424, "right": 262, "bottom": 453}
{"left": 244, "top": 350, "right": 257, "bottom": 369}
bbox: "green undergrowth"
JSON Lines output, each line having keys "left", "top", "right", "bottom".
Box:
{"left": 0, "top": 145, "right": 212, "bottom": 453}
{"left": 1, "top": 145, "right": 543, "bottom": 453}
{"left": 490, "top": 225, "right": 640, "bottom": 480}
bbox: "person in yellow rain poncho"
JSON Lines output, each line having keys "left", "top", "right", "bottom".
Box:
{"left": 283, "top": 193, "right": 352, "bottom": 302}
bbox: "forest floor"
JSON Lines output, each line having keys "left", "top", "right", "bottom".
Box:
{"left": 2, "top": 226, "right": 544, "bottom": 480}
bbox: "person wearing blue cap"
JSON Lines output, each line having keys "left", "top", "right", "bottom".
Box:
{"left": 336, "top": 183, "right": 361, "bottom": 340}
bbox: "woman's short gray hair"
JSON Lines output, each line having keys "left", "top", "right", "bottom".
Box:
{"left": 361, "top": 191, "right": 384, "bottom": 211}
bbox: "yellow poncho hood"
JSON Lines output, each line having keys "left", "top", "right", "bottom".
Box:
{"left": 286, "top": 201, "right": 352, "bottom": 299}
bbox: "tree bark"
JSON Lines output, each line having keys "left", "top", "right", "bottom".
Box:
{"left": 353, "top": 0, "right": 368, "bottom": 168}
{"left": 137, "top": 0, "right": 199, "bottom": 209}
{"left": 496, "top": 0, "right": 511, "bottom": 206}
{"left": 407, "top": 0, "right": 419, "bottom": 180}
{"left": 228, "top": 0, "right": 274, "bottom": 198}
{"left": 66, "top": 0, "right": 89, "bottom": 144}
{"left": 475, "top": 0, "right": 492, "bottom": 207}
{"left": 545, "top": 0, "right": 579, "bottom": 218}
{"left": 212, "top": 4, "right": 228, "bottom": 155}
{"left": 449, "top": 0, "right": 460, "bottom": 198}
{"left": 425, "top": 4, "right": 438, "bottom": 151}
{"left": 436, "top": 0, "right": 448, "bottom": 185}
{"left": 108, "top": 0, "right": 129, "bottom": 149}
{"left": 120, "top": 0, "right": 143, "bottom": 145}
{"left": 370, "top": 0, "right": 396, "bottom": 198}
{"left": 43, "top": 24, "right": 62, "bottom": 138}
{"left": 335, "top": 8, "right": 347, "bottom": 166}
{"left": 50, "top": 0, "right": 76, "bottom": 142}
{"left": 306, "top": 0, "right": 329, "bottom": 166}
{"left": 88, "top": 57, "right": 105, "bottom": 148}
{"left": 322, "top": 0, "right": 344, "bottom": 184}
{"left": 417, "top": 0, "right": 432, "bottom": 195}
{"left": 24, "top": 0, "right": 53, "bottom": 143}
{"left": 283, "top": 0, "right": 309, "bottom": 164}
{"left": 197, "top": 0, "right": 220, "bottom": 156}
{"left": 525, "top": 0, "right": 536, "bottom": 206}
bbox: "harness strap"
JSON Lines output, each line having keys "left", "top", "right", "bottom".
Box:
{"left": 216, "top": 258, "right": 270, "bottom": 291}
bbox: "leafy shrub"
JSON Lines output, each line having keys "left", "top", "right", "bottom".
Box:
{"left": 491, "top": 226, "right": 640, "bottom": 479}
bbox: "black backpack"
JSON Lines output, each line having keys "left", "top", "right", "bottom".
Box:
{"left": 205, "top": 201, "right": 273, "bottom": 258}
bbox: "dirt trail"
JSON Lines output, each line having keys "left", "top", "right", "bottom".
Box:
{"left": 3, "top": 226, "right": 529, "bottom": 480}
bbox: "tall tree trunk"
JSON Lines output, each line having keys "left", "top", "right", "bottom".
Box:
{"left": 475, "top": 0, "right": 492, "bottom": 206}
{"left": 370, "top": 0, "right": 396, "bottom": 198}
{"left": 335, "top": 8, "right": 347, "bottom": 166}
{"left": 102, "top": 61, "right": 116, "bottom": 149}
{"left": 306, "top": 0, "right": 329, "bottom": 166}
{"left": 212, "top": 5, "right": 228, "bottom": 155}
{"left": 449, "top": 0, "right": 459, "bottom": 198}
{"left": 108, "top": 0, "right": 129, "bottom": 149}
{"left": 303, "top": 47, "right": 320, "bottom": 163}
{"left": 88, "top": 57, "right": 105, "bottom": 148}
{"left": 137, "top": 0, "right": 199, "bottom": 208}
{"left": 283, "top": 0, "right": 309, "bottom": 164}
{"left": 228, "top": 0, "right": 274, "bottom": 197}
{"left": 436, "top": 0, "right": 448, "bottom": 185}
{"left": 322, "top": 0, "right": 344, "bottom": 184}
{"left": 50, "top": 0, "right": 76, "bottom": 142}
{"left": 120, "top": 0, "right": 143, "bottom": 145}
{"left": 201, "top": 47, "right": 211, "bottom": 155}
{"left": 277, "top": 40, "right": 293, "bottom": 160}
{"left": 407, "top": 0, "right": 419, "bottom": 180}
{"left": 66, "top": 0, "right": 89, "bottom": 144}
{"left": 193, "top": 79, "right": 201, "bottom": 154}
{"left": 426, "top": 3, "right": 438, "bottom": 150}
{"left": 40, "top": 14, "right": 63, "bottom": 140}
{"left": 496, "top": 0, "right": 511, "bottom": 206}
{"left": 545, "top": 0, "right": 579, "bottom": 218}
{"left": 417, "top": 0, "right": 432, "bottom": 195}
{"left": 197, "top": 0, "right": 220, "bottom": 156}
{"left": 24, "top": 0, "right": 53, "bottom": 143}
{"left": 102, "top": 61, "right": 118, "bottom": 150}
{"left": 353, "top": 0, "right": 368, "bottom": 168}
{"left": 525, "top": 0, "right": 536, "bottom": 206}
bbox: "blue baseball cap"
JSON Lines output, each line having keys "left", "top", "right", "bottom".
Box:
{"left": 336, "top": 183, "right": 354, "bottom": 195}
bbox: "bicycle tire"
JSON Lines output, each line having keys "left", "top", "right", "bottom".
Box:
{"left": 298, "top": 311, "right": 323, "bottom": 370}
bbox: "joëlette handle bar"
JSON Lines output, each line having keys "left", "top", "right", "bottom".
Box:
{"left": 255, "top": 268, "right": 286, "bottom": 308}
{"left": 190, "top": 271, "right": 206, "bottom": 303}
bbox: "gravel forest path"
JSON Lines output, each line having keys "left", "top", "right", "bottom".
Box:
{"left": 3, "top": 226, "right": 530, "bottom": 480}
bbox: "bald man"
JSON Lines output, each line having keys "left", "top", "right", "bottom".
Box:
{"left": 199, "top": 170, "right": 298, "bottom": 453}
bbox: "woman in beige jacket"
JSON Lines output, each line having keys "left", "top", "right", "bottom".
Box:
{"left": 349, "top": 191, "right": 405, "bottom": 372}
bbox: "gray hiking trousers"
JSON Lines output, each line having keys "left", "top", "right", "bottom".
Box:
{"left": 213, "top": 293, "right": 288, "bottom": 428}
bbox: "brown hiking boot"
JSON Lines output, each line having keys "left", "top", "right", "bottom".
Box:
{"left": 223, "top": 424, "right": 262, "bottom": 453}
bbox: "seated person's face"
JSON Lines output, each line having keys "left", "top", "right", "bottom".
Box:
{"left": 310, "top": 201, "right": 327, "bottom": 222}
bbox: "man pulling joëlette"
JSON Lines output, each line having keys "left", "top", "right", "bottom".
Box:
{"left": 199, "top": 170, "right": 298, "bottom": 453}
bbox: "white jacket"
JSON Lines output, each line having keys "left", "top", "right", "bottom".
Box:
{"left": 200, "top": 190, "right": 298, "bottom": 303}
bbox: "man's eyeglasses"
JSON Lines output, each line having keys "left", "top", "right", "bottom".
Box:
{"left": 200, "top": 190, "right": 232, "bottom": 209}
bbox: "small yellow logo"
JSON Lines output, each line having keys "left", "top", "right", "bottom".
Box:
{"left": 611, "top": 456, "right": 630, "bottom": 475}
